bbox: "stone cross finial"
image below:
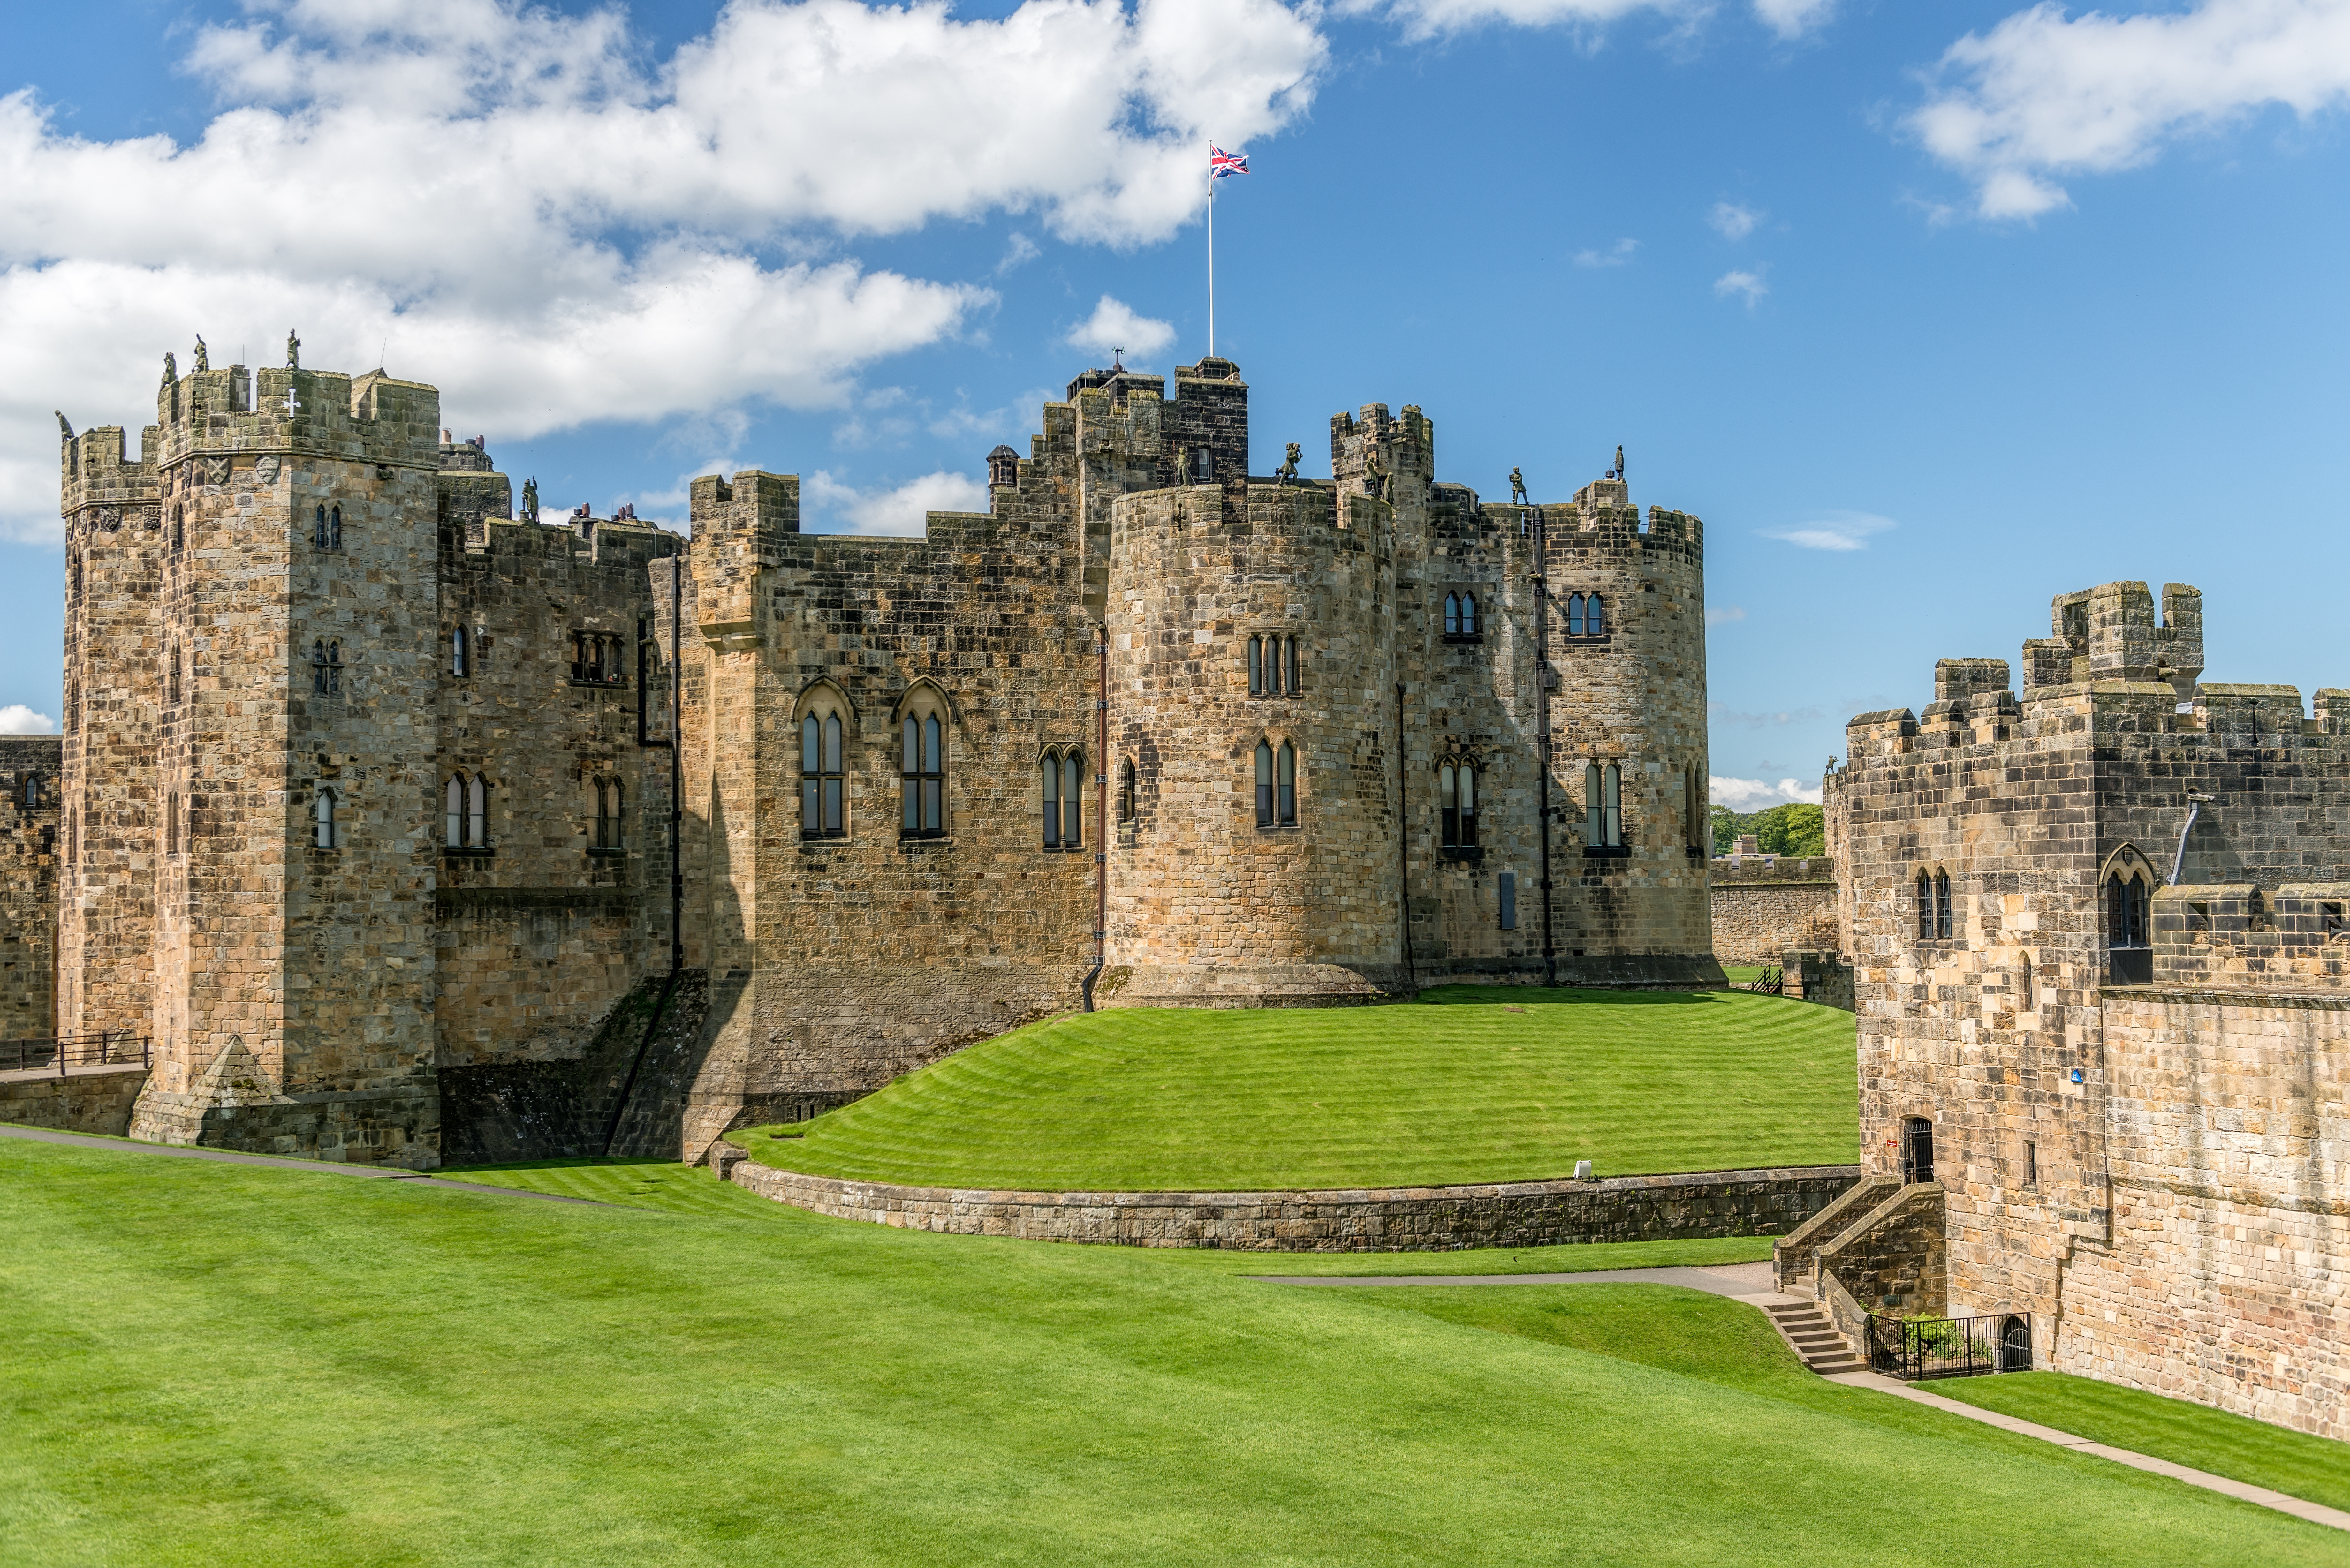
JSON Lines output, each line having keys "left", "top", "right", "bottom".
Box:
{"left": 286, "top": 329, "right": 301, "bottom": 370}
{"left": 1112, "top": 347, "right": 1124, "bottom": 371}
{"left": 193, "top": 336, "right": 209, "bottom": 373}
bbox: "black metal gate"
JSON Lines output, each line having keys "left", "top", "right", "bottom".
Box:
{"left": 1900, "top": 1117, "right": 1934, "bottom": 1184}
{"left": 1865, "top": 1313, "right": 2028, "bottom": 1380}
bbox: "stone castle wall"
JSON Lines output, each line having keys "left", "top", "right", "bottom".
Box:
{"left": 0, "top": 737, "right": 60, "bottom": 1039}
{"left": 1830, "top": 578, "right": 2350, "bottom": 1438}
{"left": 1707, "top": 857, "right": 1836, "bottom": 965}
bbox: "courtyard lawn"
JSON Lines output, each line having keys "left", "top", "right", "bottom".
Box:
{"left": 4, "top": 1140, "right": 2343, "bottom": 1567}
{"left": 1931, "top": 1371, "right": 2350, "bottom": 1515}
{"left": 730, "top": 985, "right": 1858, "bottom": 1192}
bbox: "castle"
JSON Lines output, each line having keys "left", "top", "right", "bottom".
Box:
{"left": 1777, "top": 582, "right": 2350, "bottom": 1441}
{"left": 31, "top": 347, "right": 1721, "bottom": 1167}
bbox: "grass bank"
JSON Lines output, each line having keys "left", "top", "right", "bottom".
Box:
{"left": 4, "top": 1137, "right": 2339, "bottom": 1566}
{"left": 732, "top": 985, "right": 1857, "bottom": 1191}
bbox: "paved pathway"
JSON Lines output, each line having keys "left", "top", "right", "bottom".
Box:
{"left": 1261, "top": 1260, "right": 2350, "bottom": 1534}
{"left": 0, "top": 1123, "right": 606, "bottom": 1205}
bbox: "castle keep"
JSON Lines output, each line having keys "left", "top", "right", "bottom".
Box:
{"left": 42, "top": 350, "right": 1721, "bottom": 1167}
{"left": 1781, "top": 582, "right": 2349, "bottom": 1440}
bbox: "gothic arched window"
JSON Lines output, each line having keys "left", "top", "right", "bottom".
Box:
{"left": 313, "top": 504, "right": 329, "bottom": 550}
{"left": 1118, "top": 759, "right": 1137, "bottom": 823}
{"left": 1285, "top": 636, "right": 1300, "bottom": 693}
{"left": 445, "top": 775, "right": 466, "bottom": 847}
{"left": 1460, "top": 592, "right": 1479, "bottom": 636}
{"left": 1247, "top": 635, "right": 1264, "bottom": 696}
{"left": 1277, "top": 742, "right": 1297, "bottom": 827}
{"left": 22, "top": 773, "right": 41, "bottom": 810}
{"left": 311, "top": 639, "right": 329, "bottom": 694}
{"left": 800, "top": 703, "right": 845, "bottom": 840}
{"left": 1042, "top": 750, "right": 1082, "bottom": 848}
{"left": 1934, "top": 869, "right": 1953, "bottom": 939}
{"left": 1440, "top": 758, "right": 1479, "bottom": 848}
{"left": 453, "top": 625, "right": 469, "bottom": 679}
{"left": 1916, "top": 870, "right": 1935, "bottom": 939}
{"left": 1566, "top": 593, "right": 1584, "bottom": 637}
{"left": 1255, "top": 740, "right": 1275, "bottom": 827}
{"left": 902, "top": 707, "right": 945, "bottom": 839}
{"left": 315, "top": 788, "right": 337, "bottom": 850}
{"left": 328, "top": 504, "right": 342, "bottom": 551}
{"left": 1585, "top": 592, "right": 1607, "bottom": 636}
{"left": 1444, "top": 593, "right": 1461, "bottom": 636}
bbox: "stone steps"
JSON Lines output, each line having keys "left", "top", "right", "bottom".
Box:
{"left": 1763, "top": 1300, "right": 1868, "bottom": 1375}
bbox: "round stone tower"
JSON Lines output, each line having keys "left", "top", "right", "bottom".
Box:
{"left": 1099, "top": 478, "right": 1406, "bottom": 1006}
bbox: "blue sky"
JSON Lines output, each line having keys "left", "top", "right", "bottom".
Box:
{"left": 6, "top": 0, "right": 2348, "bottom": 804}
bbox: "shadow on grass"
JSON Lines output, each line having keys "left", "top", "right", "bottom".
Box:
{"left": 1407, "top": 984, "right": 1718, "bottom": 1007}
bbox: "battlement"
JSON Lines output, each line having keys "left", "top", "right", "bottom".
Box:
{"left": 1330, "top": 403, "right": 1432, "bottom": 495}
{"left": 149, "top": 362, "right": 442, "bottom": 474}
{"left": 58, "top": 422, "right": 160, "bottom": 520}
{"left": 2020, "top": 581, "right": 2202, "bottom": 697}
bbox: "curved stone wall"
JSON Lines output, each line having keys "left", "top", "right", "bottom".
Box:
{"left": 719, "top": 1149, "right": 1860, "bottom": 1253}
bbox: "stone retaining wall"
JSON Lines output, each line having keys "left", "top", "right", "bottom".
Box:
{"left": 1708, "top": 868, "right": 1836, "bottom": 965}
{"left": 719, "top": 1151, "right": 1860, "bottom": 1252}
{"left": 0, "top": 1064, "right": 148, "bottom": 1135}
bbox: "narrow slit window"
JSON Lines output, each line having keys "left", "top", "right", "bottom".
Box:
{"left": 1444, "top": 593, "right": 1461, "bottom": 636}
{"left": 1586, "top": 593, "right": 1606, "bottom": 636}
{"left": 1277, "top": 742, "right": 1297, "bottom": 826}
{"left": 1118, "top": 759, "right": 1137, "bottom": 823}
{"left": 315, "top": 789, "right": 336, "bottom": 849}
{"left": 22, "top": 773, "right": 40, "bottom": 810}
{"left": 453, "top": 625, "right": 469, "bottom": 678}
{"left": 801, "top": 710, "right": 846, "bottom": 840}
{"left": 469, "top": 774, "right": 488, "bottom": 848}
{"left": 328, "top": 504, "right": 342, "bottom": 550}
{"left": 823, "top": 714, "right": 845, "bottom": 836}
{"left": 1459, "top": 760, "right": 1477, "bottom": 847}
{"left": 1255, "top": 741, "right": 1274, "bottom": 827}
{"left": 1062, "top": 753, "right": 1082, "bottom": 848}
{"left": 1285, "top": 637, "right": 1299, "bottom": 694}
{"left": 595, "top": 779, "right": 622, "bottom": 850}
{"left": 1935, "top": 869, "right": 1953, "bottom": 939}
{"left": 903, "top": 712, "right": 943, "bottom": 838}
{"left": 1440, "top": 763, "right": 1459, "bottom": 847}
{"left": 1566, "top": 593, "right": 1584, "bottom": 637}
{"left": 1602, "top": 762, "right": 1622, "bottom": 847}
{"left": 1585, "top": 761, "right": 1603, "bottom": 847}
{"left": 1247, "top": 636, "right": 1263, "bottom": 696}
{"left": 1041, "top": 755, "right": 1061, "bottom": 847}
{"left": 446, "top": 776, "right": 465, "bottom": 847}
{"left": 1462, "top": 592, "right": 1479, "bottom": 636}
{"left": 313, "top": 504, "right": 328, "bottom": 550}
{"left": 1917, "top": 871, "right": 1935, "bottom": 939}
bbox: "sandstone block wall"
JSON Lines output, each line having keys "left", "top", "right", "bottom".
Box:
{"left": 0, "top": 1064, "right": 147, "bottom": 1134}
{"left": 0, "top": 738, "right": 60, "bottom": 1039}
{"left": 724, "top": 1152, "right": 1859, "bottom": 1252}
{"left": 1707, "top": 857, "right": 1836, "bottom": 964}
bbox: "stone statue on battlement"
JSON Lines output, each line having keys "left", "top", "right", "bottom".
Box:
{"left": 1276, "top": 443, "right": 1300, "bottom": 485}
{"left": 521, "top": 477, "right": 539, "bottom": 523}
{"left": 1509, "top": 467, "right": 1527, "bottom": 504}
{"left": 1607, "top": 445, "right": 1624, "bottom": 481}
{"left": 161, "top": 351, "right": 176, "bottom": 386}
{"left": 192, "top": 337, "right": 209, "bottom": 373}
{"left": 286, "top": 329, "right": 301, "bottom": 370}
{"left": 56, "top": 412, "right": 72, "bottom": 441}
{"left": 1365, "top": 452, "right": 1387, "bottom": 501}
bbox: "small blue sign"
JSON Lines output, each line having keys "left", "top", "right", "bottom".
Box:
{"left": 2071, "top": 1068, "right": 2084, "bottom": 1084}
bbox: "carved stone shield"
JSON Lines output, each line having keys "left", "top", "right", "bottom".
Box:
{"left": 254, "top": 455, "right": 281, "bottom": 484}
{"left": 202, "top": 456, "right": 231, "bottom": 486}
{"left": 97, "top": 505, "right": 121, "bottom": 532}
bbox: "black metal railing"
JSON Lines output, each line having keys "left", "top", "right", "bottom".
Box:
{"left": 1865, "top": 1313, "right": 2031, "bottom": 1380}
{"left": 0, "top": 1032, "right": 153, "bottom": 1076}
{"left": 1746, "top": 966, "right": 1783, "bottom": 995}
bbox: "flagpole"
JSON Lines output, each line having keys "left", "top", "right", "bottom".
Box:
{"left": 1208, "top": 163, "right": 1216, "bottom": 358}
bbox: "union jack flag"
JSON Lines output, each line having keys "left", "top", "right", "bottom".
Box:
{"left": 1209, "top": 144, "right": 1249, "bottom": 179}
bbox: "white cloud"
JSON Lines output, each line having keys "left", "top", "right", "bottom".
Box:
{"left": 1066, "top": 295, "right": 1178, "bottom": 363}
{"left": 0, "top": 705, "right": 57, "bottom": 735}
{"left": 804, "top": 469, "right": 990, "bottom": 536}
{"left": 1909, "top": 0, "right": 2350, "bottom": 221}
{"left": 1713, "top": 268, "right": 1769, "bottom": 305}
{"left": 997, "top": 233, "right": 1042, "bottom": 275}
{"left": 1762, "top": 510, "right": 1895, "bottom": 551}
{"left": 1708, "top": 201, "right": 1763, "bottom": 239}
{"left": 1573, "top": 238, "right": 1641, "bottom": 267}
{"left": 4, "top": 0, "right": 1327, "bottom": 541}
{"left": 1711, "top": 775, "right": 1823, "bottom": 809}
{"left": 1706, "top": 604, "right": 1747, "bottom": 627}
{"left": 1753, "top": 0, "right": 1836, "bottom": 40}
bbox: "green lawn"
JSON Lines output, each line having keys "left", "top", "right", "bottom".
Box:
{"left": 731, "top": 985, "right": 1858, "bottom": 1191}
{"left": 4, "top": 1139, "right": 2340, "bottom": 1567}
{"left": 1933, "top": 1371, "right": 2350, "bottom": 1515}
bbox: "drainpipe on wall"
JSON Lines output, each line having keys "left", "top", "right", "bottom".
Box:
{"left": 2168, "top": 793, "right": 2212, "bottom": 885}
{"left": 1081, "top": 625, "right": 1108, "bottom": 1011}
{"left": 1532, "top": 506, "right": 1557, "bottom": 988}
{"left": 1397, "top": 682, "right": 1417, "bottom": 994}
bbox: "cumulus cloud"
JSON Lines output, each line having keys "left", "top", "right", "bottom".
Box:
{"left": 804, "top": 469, "right": 991, "bottom": 536}
{"left": 1909, "top": 0, "right": 2350, "bottom": 221}
{"left": 1708, "top": 201, "right": 1763, "bottom": 239}
{"left": 1713, "top": 268, "right": 1769, "bottom": 305}
{"left": 1711, "top": 774, "right": 1824, "bottom": 808}
{"left": 1710, "top": 700, "right": 1825, "bottom": 728}
{"left": 0, "top": 704, "right": 58, "bottom": 735}
{"left": 4, "top": 0, "right": 1327, "bottom": 540}
{"left": 1762, "top": 510, "right": 1895, "bottom": 551}
{"left": 1573, "top": 238, "right": 1641, "bottom": 267}
{"left": 1706, "top": 604, "right": 1746, "bottom": 627}
{"left": 1752, "top": 0, "right": 1837, "bottom": 39}
{"left": 1066, "top": 296, "right": 1178, "bottom": 363}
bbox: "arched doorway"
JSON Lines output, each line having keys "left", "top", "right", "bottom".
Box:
{"left": 1999, "top": 1315, "right": 2033, "bottom": 1372}
{"left": 1901, "top": 1117, "right": 1935, "bottom": 1185}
